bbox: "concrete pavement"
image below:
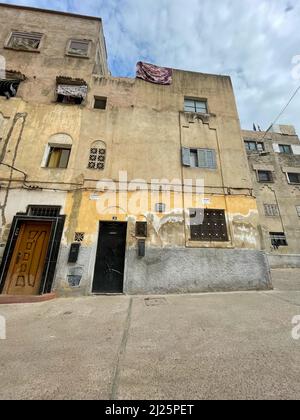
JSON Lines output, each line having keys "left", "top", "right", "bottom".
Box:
{"left": 0, "top": 269, "right": 299, "bottom": 400}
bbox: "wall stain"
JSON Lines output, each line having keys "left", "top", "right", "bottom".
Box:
{"left": 0, "top": 113, "right": 27, "bottom": 227}
{"left": 65, "top": 190, "right": 83, "bottom": 243}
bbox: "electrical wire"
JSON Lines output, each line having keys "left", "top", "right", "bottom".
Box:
{"left": 260, "top": 84, "right": 300, "bottom": 141}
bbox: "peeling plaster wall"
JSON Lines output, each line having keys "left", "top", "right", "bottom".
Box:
{"left": 0, "top": 11, "right": 271, "bottom": 294}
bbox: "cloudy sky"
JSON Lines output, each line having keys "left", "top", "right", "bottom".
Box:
{"left": 3, "top": 0, "right": 300, "bottom": 133}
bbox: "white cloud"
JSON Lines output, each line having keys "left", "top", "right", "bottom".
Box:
{"left": 3, "top": 0, "right": 300, "bottom": 134}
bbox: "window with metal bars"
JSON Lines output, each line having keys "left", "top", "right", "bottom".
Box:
{"left": 189, "top": 209, "right": 228, "bottom": 242}
{"left": 88, "top": 145, "right": 106, "bottom": 170}
{"left": 27, "top": 206, "right": 61, "bottom": 217}
{"left": 264, "top": 204, "right": 280, "bottom": 217}
{"left": 270, "top": 232, "right": 288, "bottom": 247}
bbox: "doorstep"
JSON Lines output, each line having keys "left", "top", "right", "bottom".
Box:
{"left": 0, "top": 293, "right": 56, "bottom": 305}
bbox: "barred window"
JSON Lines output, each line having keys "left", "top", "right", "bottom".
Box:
{"left": 74, "top": 232, "right": 85, "bottom": 242}
{"left": 264, "top": 204, "right": 280, "bottom": 217}
{"left": 189, "top": 209, "right": 228, "bottom": 242}
{"left": 88, "top": 141, "right": 106, "bottom": 170}
{"left": 270, "top": 232, "right": 288, "bottom": 247}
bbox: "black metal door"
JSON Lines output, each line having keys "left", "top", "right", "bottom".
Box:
{"left": 92, "top": 222, "right": 127, "bottom": 293}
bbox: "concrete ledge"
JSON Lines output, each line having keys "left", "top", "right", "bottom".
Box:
{"left": 267, "top": 254, "right": 300, "bottom": 269}
{"left": 0, "top": 293, "right": 56, "bottom": 305}
{"left": 125, "top": 248, "right": 272, "bottom": 294}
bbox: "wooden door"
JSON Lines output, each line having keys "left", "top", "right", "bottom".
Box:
{"left": 3, "top": 222, "right": 52, "bottom": 296}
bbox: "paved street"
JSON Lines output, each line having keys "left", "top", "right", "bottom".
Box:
{"left": 0, "top": 269, "right": 299, "bottom": 400}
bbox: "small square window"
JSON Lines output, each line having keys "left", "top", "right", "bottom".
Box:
{"left": 7, "top": 31, "right": 42, "bottom": 51}
{"left": 287, "top": 173, "right": 300, "bottom": 184}
{"left": 74, "top": 232, "right": 85, "bottom": 242}
{"left": 155, "top": 203, "right": 166, "bottom": 213}
{"left": 257, "top": 170, "right": 273, "bottom": 183}
{"left": 46, "top": 147, "right": 71, "bottom": 169}
{"left": 94, "top": 96, "right": 107, "bottom": 110}
{"left": 184, "top": 98, "right": 208, "bottom": 114}
{"left": 67, "top": 40, "right": 90, "bottom": 57}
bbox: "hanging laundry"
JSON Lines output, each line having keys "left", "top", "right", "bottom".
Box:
{"left": 136, "top": 62, "right": 173, "bottom": 85}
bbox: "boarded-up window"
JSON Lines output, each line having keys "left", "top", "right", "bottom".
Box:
{"left": 190, "top": 209, "right": 228, "bottom": 242}
{"left": 182, "top": 148, "right": 217, "bottom": 169}
{"left": 264, "top": 204, "right": 280, "bottom": 217}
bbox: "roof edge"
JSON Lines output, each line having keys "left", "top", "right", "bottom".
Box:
{"left": 0, "top": 2, "right": 102, "bottom": 22}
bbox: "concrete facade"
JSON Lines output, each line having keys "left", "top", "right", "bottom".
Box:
{"left": 242, "top": 126, "right": 300, "bottom": 268}
{"left": 0, "top": 4, "right": 271, "bottom": 296}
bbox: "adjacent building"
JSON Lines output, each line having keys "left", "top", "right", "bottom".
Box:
{"left": 0, "top": 3, "right": 271, "bottom": 297}
{"left": 243, "top": 125, "right": 300, "bottom": 268}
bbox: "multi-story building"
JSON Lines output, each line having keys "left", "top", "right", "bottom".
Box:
{"left": 243, "top": 125, "right": 300, "bottom": 268}
{"left": 0, "top": 3, "right": 271, "bottom": 298}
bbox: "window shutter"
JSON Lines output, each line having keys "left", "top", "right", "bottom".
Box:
{"left": 197, "top": 149, "right": 217, "bottom": 169}
{"left": 197, "top": 149, "right": 206, "bottom": 168}
{"left": 206, "top": 149, "right": 216, "bottom": 169}
{"left": 182, "top": 147, "right": 191, "bottom": 167}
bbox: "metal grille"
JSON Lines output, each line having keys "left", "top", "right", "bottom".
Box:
{"left": 190, "top": 209, "right": 228, "bottom": 242}
{"left": 88, "top": 148, "right": 106, "bottom": 170}
{"left": 155, "top": 203, "right": 166, "bottom": 213}
{"left": 28, "top": 206, "right": 60, "bottom": 217}
{"left": 136, "top": 222, "right": 148, "bottom": 238}
{"left": 270, "top": 232, "right": 288, "bottom": 247}
{"left": 74, "top": 232, "right": 85, "bottom": 242}
{"left": 264, "top": 204, "right": 280, "bottom": 217}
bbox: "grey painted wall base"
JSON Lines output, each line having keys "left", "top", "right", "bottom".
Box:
{"left": 125, "top": 248, "right": 272, "bottom": 294}
{"left": 267, "top": 254, "right": 300, "bottom": 269}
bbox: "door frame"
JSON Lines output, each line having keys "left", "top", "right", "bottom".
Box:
{"left": 0, "top": 214, "right": 65, "bottom": 295}
{"left": 92, "top": 221, "right": 128, "bottom": 294}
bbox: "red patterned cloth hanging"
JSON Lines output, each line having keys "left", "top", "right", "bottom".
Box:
{"left": 136, "top": 62, "right": 173, "bottom": 85}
